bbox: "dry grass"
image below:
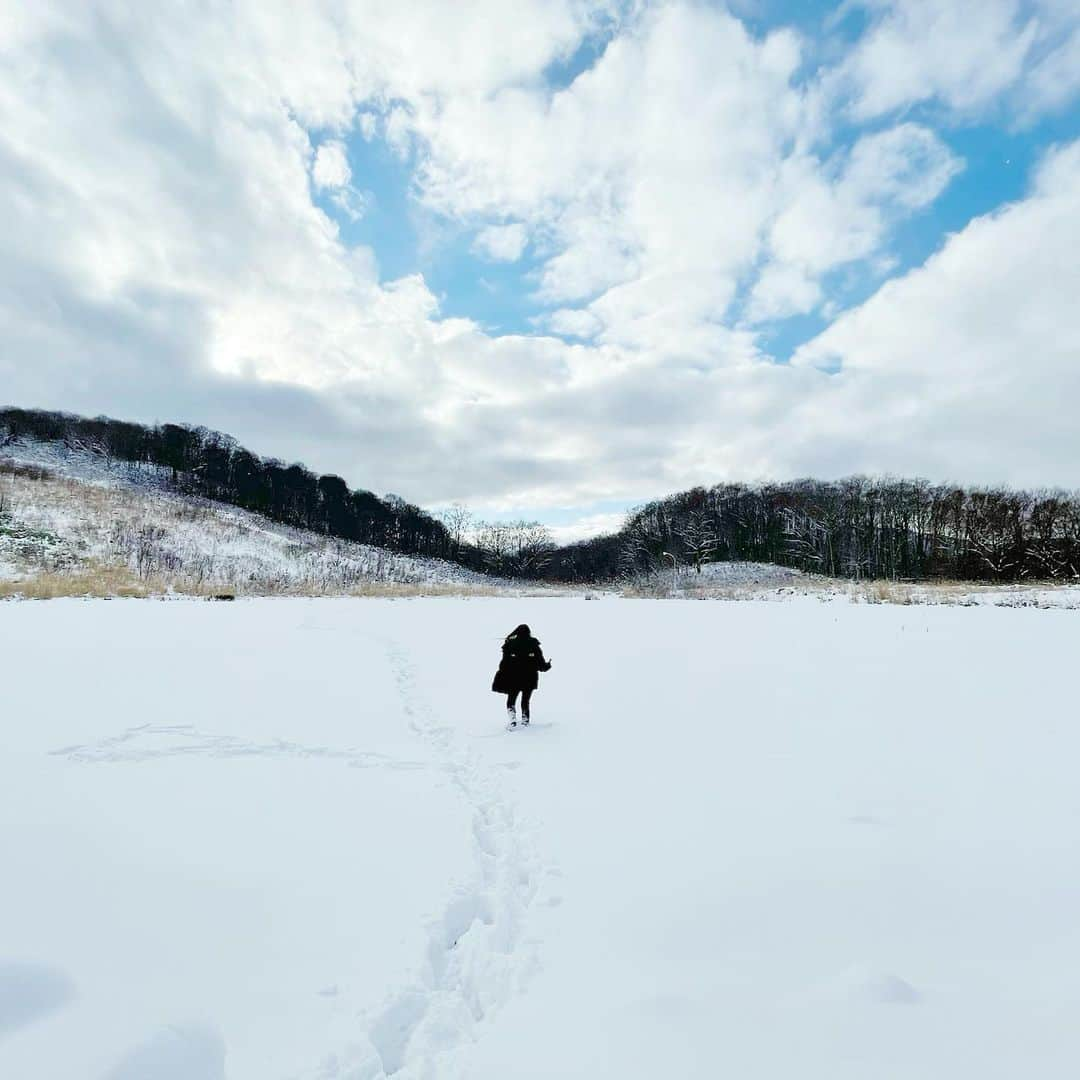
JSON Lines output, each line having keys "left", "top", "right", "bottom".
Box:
{"left": 0, "top": 564, "right": 206, "bottom": 600}
{"left": 4, "top": 461, "right": 1075, "bottom": 606}
{"left": 617, "top": 573, "right": 833, "bottom": 601}
{"left": 848, "top": 578, "right": 1080, "bottom": 607}
{"left": 0, "top": 563, "right": 571, "bottom": 601}
{"left": 616, "top": 571, "right": 1080, "bottom": 608}
{"left": 339, "top": 581, "right": 567, "bottom": 598}
{"left": 1, "top": 460, "right": 522, "bottom": 598}
{"left": 861, "top": 580, "right": 913, "bottom": 604}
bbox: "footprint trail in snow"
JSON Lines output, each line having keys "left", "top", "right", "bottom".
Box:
{"left": 337, "top": 640, "right": 549, "bottom": 1079}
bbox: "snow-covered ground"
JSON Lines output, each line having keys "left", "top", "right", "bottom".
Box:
{"left": 2, "top": 596, "right": 1079, "bottom": 1079}
{"left": 633, "top": 563, "right": 1080, "bottom": 608}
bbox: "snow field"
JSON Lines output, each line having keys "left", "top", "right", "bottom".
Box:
{"left": 0, "top": 601, "right": 473, "bottom": 1079}
{"left": 2, "top": 596, "right": 1079, "bottom": 1078}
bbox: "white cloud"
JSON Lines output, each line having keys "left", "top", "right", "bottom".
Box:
{"left": 834, "top": 0, "right": 1080, "bottom": 122}
{"left": 546, "top": 308, "right": 603, "bottom": 339}
{"left": 748, "top": 123, "right": 961, "bottom": 320}
{"left": 548, "top": 511, "right": 628, "bottom": 544}
{"left": 843, "top": 123, "right": 963, "bottom": 210}
{"left": 1022, "top": 21, "right": 1080, "bottom": 117}
{"left": 357, "top": 112, "right": 378, "bottom": 140}
{"left": 838, "top": 0, "right": 1036, "bottom": 118}
{"left": 312, "top": 140, "right": 368, "bottom": 219}
{"left": 0, "top": 0, "right": 1078, "bottom": 524}
{"left": 401, "top": 6, "right": 970, "bottom": 346}
{"left": 789, "top": 140, "right": 1080, "bottom": 486}
{"left": 748, "top": 265, "right": 823, "bottom": 323}
{"left": 472, "top": 223, "right": 529, "bottom": 262}
{"left": 330, "top": 188, "right": 369, "bottom": 222}
{"left": 407, "top": 5, "right": 812, "bottom": 347}
{"left": 312, "top": 141, "right": 351, "bottom": 189}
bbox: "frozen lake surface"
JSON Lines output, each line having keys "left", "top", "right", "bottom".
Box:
{"left": 2, "top": 596, "right": 1078, "bottom": 1078}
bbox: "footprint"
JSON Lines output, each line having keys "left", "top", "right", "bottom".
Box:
{"left": 862, "top": 972, "right": 922, "bottom": 1005}
{"left": 823, "top": 966, "right": 923, "bottom": 1006}
{"left": 366, "top": 990, "right": 429, "bottom": 1076}
{"left": 358, "top": 639, "right": 554, "bottom": 1078}
{"left": 0, "top": 961, "right": 76, "bottom": 1037}
{"left": 102, "top": 1024, "right": 226, "bottom": 1080}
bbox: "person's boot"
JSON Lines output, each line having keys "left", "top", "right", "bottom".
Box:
{"left": 522, "top": 711, "right": 530, "bottom": 726}
{"left": 506, "top": 706, "right": 517, "bottom": 728}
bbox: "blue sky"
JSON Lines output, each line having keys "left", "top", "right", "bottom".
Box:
{"left": 320, "top": 101, "right": 1079, "bottom": 356}
{"left": 312, "top": 6, "right": 1080, "bottom": 345}
{"left": 3, "top": 1, "right": 1080, "bottom": 539}
{"left": 299, "top": 1, "right": 1080, "bottom": 533}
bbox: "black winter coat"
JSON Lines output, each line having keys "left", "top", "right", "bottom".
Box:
{"left": 492, "top": 635, "right": 550, "bottom": 693}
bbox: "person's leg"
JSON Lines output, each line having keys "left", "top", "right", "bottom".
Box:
{"left": 520, "top": 689, "right": 533, "bottom": 722}
{"left": 506, "top": 690, "right": 519, "bottom": 722}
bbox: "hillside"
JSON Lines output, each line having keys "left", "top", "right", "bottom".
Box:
{"left": 0, "top": 437, "right": 834, "bottom": 601}
{"left": 5, "top": 442, "right": 1080, "bottom": 607}
{"left": 0, "top": 441, "right": 505, "bottom": 597}
{"left": 8, "top": 408, "right": 1080, "bottom": 589}
{"left": 547, "top": 477, "right": 1080, "bottom": 584}
{"left": 0, "top": 407, "right": 480, "bottom": 571}
{"left": 7, "top": 407, "right": 1080, "bottom": 594}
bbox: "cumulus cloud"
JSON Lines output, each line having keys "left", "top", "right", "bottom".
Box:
{"left": 1022, "top": 19, "right": 1080, "bottom": 117}
{"left": 790, "top": 140, "right": 1080, "bottom": 486}
{"left": 409, "top": 5, "right": 812, "bottom": 347}
{"left": 311, "top": 140, "right": 368, "bottom": 219}
{"left": 548, "top": 511, "right": 629, "bottom": 544}
{"left": 312, "top": 141, "right": 352, "bottom": 189}
{"left": 0, "top": 0, "right": 1077, "bottom": 527}
{"left": 834, "top": 0, "right": 1080, "bottom": 122}
{"left": 545, "top": 308, "right": 603, "bottom": 339}
{"left": 837, "top": 0, "right": 1036, "bottom": 118}
{"left": 748, "top": 123, "right": 962, "bottom": 320}
{"left": 472, "top": 223, "right": 529, "bottom": 262}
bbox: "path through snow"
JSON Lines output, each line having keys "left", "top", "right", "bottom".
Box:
{"left": 339, "top": 639, "right": 547, "bottom": 1079}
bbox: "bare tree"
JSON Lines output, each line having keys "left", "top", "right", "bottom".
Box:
{"left": 679, "top": 507, "right": 718, "bottom": 573}
{"left": 473, "top": 519, "right": 554, "bottom": 577}
{"left": 474, "top": 520, "right": 514, "bottom": 575}
{"left": 508, "top": 520, "right": 555, "bottom": 576}
{"left": 438, "top": 502, "right": 474, "bottom": 559}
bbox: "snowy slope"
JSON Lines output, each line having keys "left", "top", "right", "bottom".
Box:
{"left": 2, "top": 596, "right": 1079, "bottom": 1079}
{"left": 0, "top": 441, "right": 503, "bottom": 593}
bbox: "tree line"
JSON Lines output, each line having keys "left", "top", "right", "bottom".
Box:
{"left": 0, "top": 408, "right": 554, "bottom": 577}
{"left": 4, "top": 409, "right": 1078, "bottom": 584}
{"left": 539, "top": 478, "right": 1080, "bottom": 584}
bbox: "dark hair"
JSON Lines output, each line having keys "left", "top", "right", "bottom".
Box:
{"left": 506, "top": 623, "right": 531, "bottom": 641}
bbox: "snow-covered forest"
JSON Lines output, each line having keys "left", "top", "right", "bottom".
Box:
{"left": 7, "top": 409, "right": 1080, "bottom": 587}
{"left": 5, "top": 444, "right": 1079, "bottom": 608}
{"left": 1, "top": 409, "right": 558, "bottom": 580}
{"left": 549, "top": 478, "right": 1080, "bottom": 583}
{"left": 0, "top": 448, "right": 503, "bottom": 597}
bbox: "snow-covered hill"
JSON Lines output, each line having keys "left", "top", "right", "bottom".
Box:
{"left": 2, "top": 595, "right": 1079, "bottom": 1079}
{"left": 0, "top": 440, "right": 506, "bottom": 596}
{"left": 4, "top": 439, "right": 1079, "bottom": 606}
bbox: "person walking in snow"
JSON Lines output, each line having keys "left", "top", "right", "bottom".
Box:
{"left": 491, "top": 624, "right": 551, "bottom": 728}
